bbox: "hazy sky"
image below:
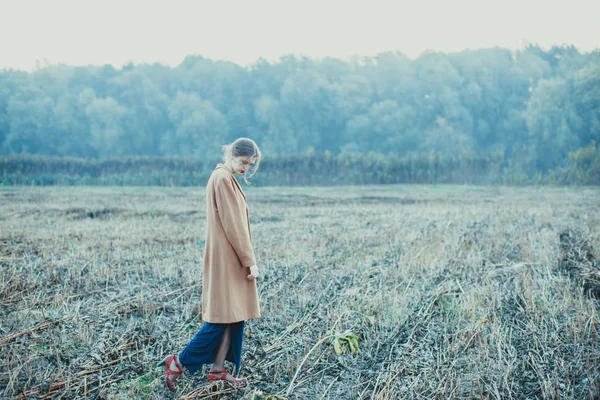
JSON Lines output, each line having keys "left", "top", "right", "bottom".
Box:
{"left": 1, "top": 0, "right": 599, "bottom": 71}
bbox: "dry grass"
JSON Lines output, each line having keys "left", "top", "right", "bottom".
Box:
{"left": 1, "top": 185, "right": 599, "bottom": 399}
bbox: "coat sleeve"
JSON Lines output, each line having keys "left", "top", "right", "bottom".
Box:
{"left": 214, "top": 175, "right": 256, "bottom": 268}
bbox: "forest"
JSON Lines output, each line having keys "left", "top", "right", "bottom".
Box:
{"left": 1, "top": 45, "right": 599, "bottom": 184}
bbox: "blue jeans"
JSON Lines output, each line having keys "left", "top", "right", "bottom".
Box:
{"left": 178, "top": 321, "right": 245, "bottom": 375}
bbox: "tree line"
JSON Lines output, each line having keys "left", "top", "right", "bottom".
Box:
{"left": 2, "top": 143, "right": 598, "bottom": 186}
{"left": 0, "top": 45, "right": 599, "bottom": 183}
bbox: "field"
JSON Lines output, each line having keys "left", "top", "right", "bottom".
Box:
{"left": 1, "top": 185, "right": 599, "bottom": 399}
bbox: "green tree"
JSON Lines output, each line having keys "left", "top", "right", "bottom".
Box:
{"left": 525, "top": 78, "right": 579, "bottom": 171}
{"left": 83, "top": 91, "right": 130, "bottom": 157}
{"left": 571, "top": 64, "right": 600, "bottom": 146}
{"left": 161, "top": 92, "right": 228, "bottom": 159}
{"left": 108, "top": 69, "right": 171, "bottom": 155}
{"left": 4, "top": 84, "right": 54, "bottom": 154}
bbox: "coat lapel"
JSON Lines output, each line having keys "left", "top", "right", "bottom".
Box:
{"left": 230, "top": 176, "right": 247, "bottom": 202}
{"left": 216, "top": 164, "right": 247, "bottom": 202}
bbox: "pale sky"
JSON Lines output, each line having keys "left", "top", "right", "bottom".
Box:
{"left": 1, "top": 0, "right": 599, "bottom": 71}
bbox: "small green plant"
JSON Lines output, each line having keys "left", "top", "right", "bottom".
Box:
{"left": 248, "top": 390, "right": 287, "bottom": 400}
{"left": 116, "top": 373, "right": 154, "bottom": 398}
{"left": 332, "top": 330, "right": 359, "bottom": 355}
{"left": 35, "top": 343, "right": 51, "bottom": 352}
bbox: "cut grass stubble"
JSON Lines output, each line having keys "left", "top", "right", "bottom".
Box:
{"left": 0, "top": 185, "right": 599, "bottom": 399}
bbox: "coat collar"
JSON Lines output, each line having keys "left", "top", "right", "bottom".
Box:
{"left": 216, "top": 163, "right": 234, "bottom": 175}
{"left": 215, "top": 163, "right": 247, "bottom": 202}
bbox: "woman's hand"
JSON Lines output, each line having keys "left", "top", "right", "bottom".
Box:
{"left": 247, "top": 265, "right": 260, "bottom": 280}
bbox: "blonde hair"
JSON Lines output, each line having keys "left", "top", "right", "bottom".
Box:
{"left": 222, "top": 138, "right": 262, "bottom": 183}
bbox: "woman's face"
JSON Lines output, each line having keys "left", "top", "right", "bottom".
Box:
{"left": 231, "top": 156, "right": 256, "bottom": 175}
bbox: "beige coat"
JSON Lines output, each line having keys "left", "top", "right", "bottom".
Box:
{"left": 202, "top": 164, "right": 260, "bottom": 323}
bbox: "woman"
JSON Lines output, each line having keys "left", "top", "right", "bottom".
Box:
{"left": 158, "top": 138, "right": 262, "bottom": 391}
